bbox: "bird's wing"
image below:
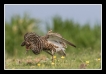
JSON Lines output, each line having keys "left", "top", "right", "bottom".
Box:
{"left": 46, "top": 32, "right": 76, "bottom": 48}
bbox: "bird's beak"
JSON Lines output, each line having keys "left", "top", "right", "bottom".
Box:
{"left": 21, "top": 41, "right": 25, "bottom": 46}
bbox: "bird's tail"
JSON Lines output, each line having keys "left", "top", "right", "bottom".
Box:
{"left": 61, "top": 38, "right": 76, "bottom": 48}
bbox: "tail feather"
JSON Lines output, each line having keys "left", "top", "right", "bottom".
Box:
{"left": 62, "top": 38, "right": 76, "bottom": 48}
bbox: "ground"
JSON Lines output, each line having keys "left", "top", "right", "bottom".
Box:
{"left": 5, "top": 48, "right": 101, "bottom": 69}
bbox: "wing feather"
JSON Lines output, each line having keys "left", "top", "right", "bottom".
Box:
{"left": 47, "top": 32, "right": 76, "bottom": 48}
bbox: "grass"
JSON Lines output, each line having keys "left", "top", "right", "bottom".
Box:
{"left": 5, "top": 48, "right": 101, "bottom": 69}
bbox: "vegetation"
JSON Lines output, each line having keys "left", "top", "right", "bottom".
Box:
{"left": 5, "top": 14, "right": 101, "bottom": 69}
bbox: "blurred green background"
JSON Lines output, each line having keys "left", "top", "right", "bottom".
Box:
{"left": 5, "top": 14, "right": 101, "bottom": 58}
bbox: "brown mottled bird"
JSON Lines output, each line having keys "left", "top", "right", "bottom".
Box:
{"left": 21, "top": 30, "right": 76, "bottom": 62}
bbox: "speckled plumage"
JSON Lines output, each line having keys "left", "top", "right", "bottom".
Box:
{"left": 21, "top": 30, "right": 76, "bottom": 62}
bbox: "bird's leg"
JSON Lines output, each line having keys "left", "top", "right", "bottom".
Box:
{"left": 62, "top": 50, "right": 66, "bottom": 56}
{"left": 44, "top": 50, "right": 53, "bottom": 56}
{"left": 25, "top": 48, "right": 30, "bottom": 54}
{"left": 51, "top": 50, "right": 55, "bottom": 62}
{"left": 52, "top": 55, "right": 54, "bottom": 62}
{"left": 25, "top": 50, "right": 28, "bottom": 54}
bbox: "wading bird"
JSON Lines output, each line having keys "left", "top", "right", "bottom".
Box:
{"left": 21, "top": 30, "right": 76, "bottom": 62}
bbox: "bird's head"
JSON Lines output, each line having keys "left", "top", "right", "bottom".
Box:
{"left": 21, "top": 41, "right": 31, "bottom": 49}
{"left": 21, "top": 32, "right": 32, "bottom": 49}
{"left": 21, "top": 32, "right": 39, "bottom": 49}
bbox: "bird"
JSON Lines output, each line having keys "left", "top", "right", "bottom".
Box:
{"left": 21, "top": 30, "right": 76, "bottom": 62}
